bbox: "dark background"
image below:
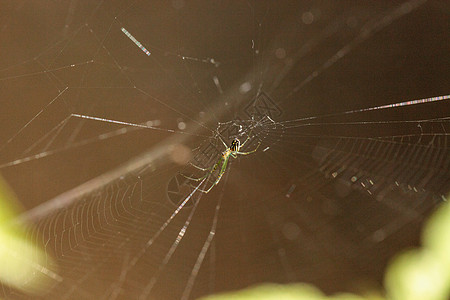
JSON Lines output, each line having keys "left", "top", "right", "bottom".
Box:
{"left": 0, "top": 1, "right": 449, "bottom": 299}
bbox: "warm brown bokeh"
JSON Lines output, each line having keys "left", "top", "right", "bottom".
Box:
{"left": 0, "top": 1, "right": 449, "bottom": 299}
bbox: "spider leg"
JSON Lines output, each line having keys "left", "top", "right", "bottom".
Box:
{"left": 186, "top": 171, "right": 222, "bottom": 193}
{"left": 240, "top": 134, "right": 251, "bottom": 148}
{"left": 180, "top": 156, "right": 223, "bottom": 183}
{"left": 240, "top": 128, "right": 254, "bottom": 148}
{"left": 180, "top": 172, "right": 209, "bottom": 182}
{"left": 235, "top": 141, "right": 261, "bottom": 155}
{"left": 202, "top": 170, "right": 226, "bottom": 193}
{"left": 189, "top": 162, "right": 209, "bottom": 171}
{"left": 215, "top": 129, "right": 229, "bottom": 149}
{"left": 194, "top": 155, "right": 229, "bottom": 193}
{"left": 188, "top": 183, "right": 214, "bottom": 193}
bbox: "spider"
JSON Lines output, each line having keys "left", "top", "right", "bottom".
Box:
{"left": 181, "top": 131, "right": 261, "bottom": 193}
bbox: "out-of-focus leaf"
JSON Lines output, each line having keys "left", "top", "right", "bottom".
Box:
{"left": 0, "top": 177, "right": 58, "bottom": 294}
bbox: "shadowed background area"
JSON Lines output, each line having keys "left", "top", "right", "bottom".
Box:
{"left": 0, "top": 0, "right": 449, "bottom": 299}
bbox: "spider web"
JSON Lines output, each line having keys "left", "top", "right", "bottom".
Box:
{"left": 0, "top": 0, "right": 449, "bottom": 299}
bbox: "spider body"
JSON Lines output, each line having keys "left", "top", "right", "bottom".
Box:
{"left": 229, "top": 138, "right": 240, "bottom": 152}
{"left": 181, "top": 134, "right": 260, "bottom": 193}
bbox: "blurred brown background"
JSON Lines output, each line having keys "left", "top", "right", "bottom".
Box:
{"left": 0, "top": 1, "right": 449, "bottom": 299}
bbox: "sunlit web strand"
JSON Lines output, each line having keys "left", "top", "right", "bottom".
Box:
{"left": 121, "top": 27, "right": 151, "bottom": 56}
{"left": 0, "top": 87, "right": 69, "bottom": 153}
{"left": 129, "top": 179, "right": 206, "bottom": 266}
{"left": 0, "top": 24, "right": 86, "bottom": 74}
{"left": 281, "top": 0, "right": 427, "bottom": 101}
{"left": 71, "top": 114, "right": 208, "bottom": 137}
{"left": 180, "top": 173, "right": 227, "bottom": 300}
{"left": 0, "top": 124, "right": 201, "bottom": 170}
{"left": 139, "top": 176, "right": 209, "bottom": 299}
{"left": 135, "top": 87, "right": 217, "bottom": 135}
{"left": 0, "top": 61, "right": 93, "bottom": 82}
{"left": 0, "top": 113, "right": 213, "bottom": 169}
{"left": 96, "top": 24, "right": 219, "bottom": 136}
{"left": 281, "top": 119, "right": 450, "bottom": 130}
{"left": 23, "top": 116, "right": 71, "bottom": 155}
{"left": 117, "top": 21, "right": 218, "bottom": 66}
{"left": 279, "top": 94, "right": 450, "bottom": 125}
{"left": 0, "top": 126, "right": 141, "bottom": 169}
{"left": 116, "top": 25, "right": 220, "bottom": 135}
{"left": 356, "top": 94, "right": 450, "bottom": 112}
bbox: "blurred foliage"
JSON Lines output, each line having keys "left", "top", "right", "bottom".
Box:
{"left": 1, "top": 175, "right": 449, "bottom": 299}
{"left": 385, "top": 200, "right": 450, "bottom": 300}
{"left": 203, "top": 199, "right": 450, "bottom": 300}
{"left": 0, "top": 178, "right": 22, "bottom": 224}
{"left": 0, "top": 177, "right": 53, "bottom": 294}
